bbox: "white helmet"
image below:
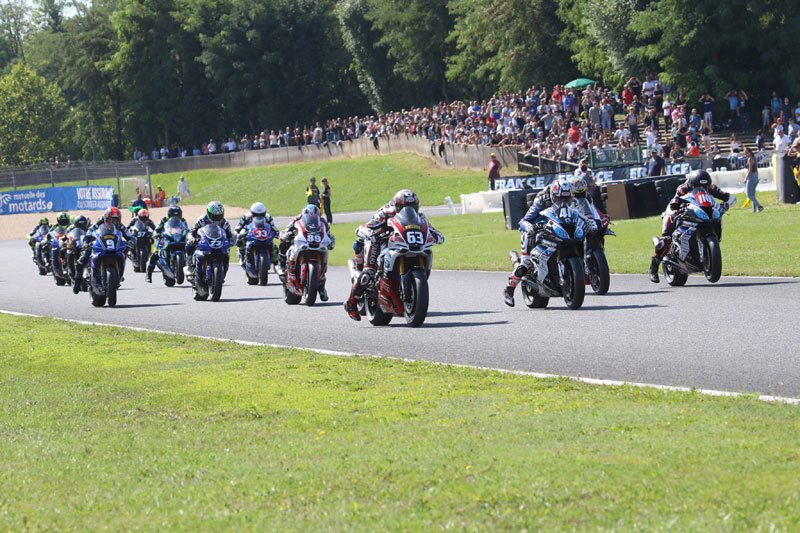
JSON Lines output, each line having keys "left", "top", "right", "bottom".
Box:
{"left": 250, "top": 202, "right": 267, "bottom": 217}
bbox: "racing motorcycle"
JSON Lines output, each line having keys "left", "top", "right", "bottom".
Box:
{"left": 657, "top": 187, "right": 729, "bottom": 286}
{"left": 240, "top": 218, "right": 277, "bottom": 286}
{"left": 30, "top": 224, "right": 51, "bottom": 275}
{"left": 191, "top": 224, "right": 231, "bottom": 301}
{"left": 509, "top": 204, "right": 587, "bottom": 310}
{"left": 128, "top": 219, "right": 153, "bottom": 273}
{"left": 63, "top": 226, "right": 87, "bottom": 289}
{"left": 575, "top": 198, "right": 614, "bottom": 295}
{"left": 346, "top": 206, "right": 437, "bottom": 327}
{"left": 155, "top": 217, "right": 188, "bottom": 287}
{"left": 48, "top": 225, "right": 69, "bottom": 286}
{"left": 281, "top": 210, "right": 332, "bottom": 306}
{"left": 87, "top": 224, "right": 127, "bottom": 307}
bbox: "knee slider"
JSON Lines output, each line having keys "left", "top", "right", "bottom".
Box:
{"left": 655, "top": 237, "right": 670, "bottom": 254}
{"left": 358, "top": 268, "right": 374, "bottom": 287}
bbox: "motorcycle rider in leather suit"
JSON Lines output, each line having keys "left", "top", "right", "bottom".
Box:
{"left": 146, "top": 205, "right": 189, "bottom": 282}
{"left": 185, "top": 201, "right": 235, "bottom": 277}
{"left": 234, "top": 202, "right": 280, "bottom": 266}
{"left": 344, "top": 189, "right": 444, "bottom": 321}
{"left": 73, "top": 207, "right": 129, "bottom": 294}
{"left": 277, "top": 204, "right": 334, "bottom": 302}
{"left": 649, "top": 169, "right": 735, "bottom": 283}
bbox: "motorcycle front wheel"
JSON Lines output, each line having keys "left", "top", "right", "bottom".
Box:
{"left": 105, "top": 265, "right": 119, "bottom": 307}
{"left": 702, "top": 236, "right": 722, "bottom": 283}
{"left": 562, "top": 257, "right": 585, "bottom": 310}
{"left": 174, "top": 254, "right": 185, "bottom": 285}
{"left": 210, "top": 262, "right": 224, "bottom": 302}
{"left": 588, "top": 248, "right": 610, "bottom": 295}
{"left": 258, "top": 252, "right": 270, "bottom": 286}
{"left": 303, "top": 262, "right": 319, "bottom": 306}
{"left": 403, "top": 269, "right": 429, "bottom": 327}
{"left": 137, "top": 246, "right": 147, "bottom": 274}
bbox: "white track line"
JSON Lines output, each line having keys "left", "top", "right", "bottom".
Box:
{"left": 2, "top": 309, "right": 798, "bottom": 405}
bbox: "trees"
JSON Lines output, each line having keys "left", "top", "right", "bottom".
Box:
{"left": 0, "top": 63, "right": 67, "bottom": 166}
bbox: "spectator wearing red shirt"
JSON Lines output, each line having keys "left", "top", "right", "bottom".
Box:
{"left": 487, "top": 152, "right": 502, "bottom": 189}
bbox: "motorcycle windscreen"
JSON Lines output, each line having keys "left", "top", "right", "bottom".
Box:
{"left": 200, "top": 223, "right": 225, "bottom": 241}
{"left": 164, "top": 217, "right": 185, "bottom": 235}
{"left": 394, "top": 206, "right": 422, "bottom": 227}
{"left": 300, "top": 213, "right": 321, "bottom": 232}
{"left": 96, "top": 223, "right": 118, "bottom": 238}
{"left": 251, "top": 217, "right": 267, "bottom": 228}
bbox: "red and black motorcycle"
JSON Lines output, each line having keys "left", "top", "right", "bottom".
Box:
{"left": 347, "top": 207, "right": 439, "bottom": 327}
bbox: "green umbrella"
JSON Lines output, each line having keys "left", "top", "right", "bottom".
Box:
{"left": 564, "top": 78, "right": 595, "bottom": 89}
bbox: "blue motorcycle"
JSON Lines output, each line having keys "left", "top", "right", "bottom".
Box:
{"left": 192, "top": 224, "right": 231, "bottom": 301}
{"left": 88, "top": 224, "right": 127, "bottom": 307}
{"left": 48, "top": 225, "right": 69, "bottom": 286}
{"left": 128, "top": 219, "right": 154, "bottom": 273}
{"left": 31, "top": 225, "right": 50, "bottom": 275}
{"left": 156, "top": 217, "right": 188, "bottom": 287}
{"left": 241, "top": 218, "right": 276, "bottom": 286}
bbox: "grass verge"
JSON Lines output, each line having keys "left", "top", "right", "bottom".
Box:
{"left": 328, "top": 191, "right": 800, "bottom": 276}
{"left": 1, "top": 314, "right": 800, "bottom": 529}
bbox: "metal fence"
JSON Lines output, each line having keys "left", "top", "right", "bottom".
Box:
{"left": 589, "top": 146, "right": 643, "bottom": 168}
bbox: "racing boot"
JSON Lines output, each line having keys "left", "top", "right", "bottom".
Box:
{"left": 145, "top": 262, "right": 154, "bottom": 283}
{"left": 318, "top": 277, "right": 329, "bottom": 302}
{"left": 72, "top": 265, "right": 84, "bottom": 294}
{"left": 649, "top": 256, "right": 661, "bottom": 284}
{"left": 344, "top": 292, "right": 360, "bottom": 321}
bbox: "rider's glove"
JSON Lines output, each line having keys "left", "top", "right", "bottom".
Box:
{"left": 433, "top": 230, "right": 445, "bottom": 245}
{"left": 725, "top": 195, "right": 737, "bottom": 209}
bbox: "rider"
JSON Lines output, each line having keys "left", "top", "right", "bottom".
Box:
{"left": 234, "top": 202, "right": 280, "bottom": 265}
{"left": 126, "top": 208, "right": 156, "bottom": 232}
{"left": 344, "top": 189, "right": 444, "bottom": 321}
{"left": 28, "top": 216, "right": 50, "bottom": 249}
{"left": 277, "top": 204, "right": 334, "bottom": 302}
{"left": 649, "top": 169, "right": 735, "bottom": 283}
{"left": 145, "top": 205, "right": 188, "bottom": 282}
{"left": 72, "top": 207, "right": 127, "bottom": 294}
{"left": 503, "top": 179, "right": 573, "bottom": 307}
{"left": 186, "top": 201, "right": 235, "bottom": 275}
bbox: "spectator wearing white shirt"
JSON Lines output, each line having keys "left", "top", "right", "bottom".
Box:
{"left": 774, "top": 129, "right": 791, "bottom": 153}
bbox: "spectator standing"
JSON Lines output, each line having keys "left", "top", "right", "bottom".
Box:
{"left": 647, "top": 149, "right": 666, "bottom": 176}
{"left": 762, "top": 105, "right": 771, "bottom": 131}
{"left": 306, "top": 177, "right": 321, "bottom": 206}
{"left": 725, "top": 90, "right": 740, "bottom": 129}
{"left": 177, "top": 175, "right": 190, "bottom": 203}
{"left": 770, "top": 92, "right": 782, "bottom": 121}
{"left": 154, "top": 185, "right": 166, "bottom": 208}
{"left": 699, "top": 93, "right": 715, "bottom": 127}
{"left": 321, "top": 178, "right": 332, "bottom": 222}
{"left": 487, "top": 152, "right": 502, "bottom": 189}
{"left": 743, "top": 147, "right": 763, "bottom": 212}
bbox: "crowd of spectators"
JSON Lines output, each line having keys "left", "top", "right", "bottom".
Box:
{"left": 131, "top": 70, "right": 800, "bottom": 167}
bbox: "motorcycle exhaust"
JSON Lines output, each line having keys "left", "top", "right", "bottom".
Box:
{"left": 347, "top": 258, "right": 359, "bottom": 281}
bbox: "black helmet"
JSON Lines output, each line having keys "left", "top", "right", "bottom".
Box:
{"left": 167, "top": 205, "right": 183, "bottom": 219}
{"left": 57, "top": 211, "right": 70, "bottom": 227}
{"left": 74, "top": 216, "right": 89, "bottom": 231}
{"left": 688, "top": 169, "right": 712, "bottom": 189}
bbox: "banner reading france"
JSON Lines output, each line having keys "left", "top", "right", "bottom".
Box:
{"left": 0, "top": 186, "right": 114, "bottom": 215}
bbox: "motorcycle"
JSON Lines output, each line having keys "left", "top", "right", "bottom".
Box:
{"left": 128, "top": 220, "right": 153, "bottom": 273}
{"left": 63, "top": 227, "right": 87, "bottom": 289}
{"left": 31, "top": 225, "right": 51, "bottom": 275}
{"left": 87, "top": 224, "right": 127, "bottom": 307}
{"left": 346, "top": 206, "right": 437, "bottom": 327}
{"left": 657, "top": 187, "right": 728, "bottom": 286}
{"left": 575, "top": 198, "right": 614, "bottom": 295}
{"left": 48, "top": 226, "right": 69, "bottom": 286}
{"left": 156, "top": 217, "right": 188, "bottom": 287}
{"left": 281, "top": 210, "right": 332, "bottom": 306}
{"left": 241, "top": 218, "right": 277, "bottom": 286}
{"left": 509, "top": 204, "right": 587, "bottom": 310}
{"left": 191, "top": 223, "right": 231, "bottom": 301}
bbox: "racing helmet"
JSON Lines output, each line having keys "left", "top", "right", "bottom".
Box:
{"left": 207, "top": 201, "right": 224, "bottom": 222}
{"left": 393, "top": 189, "right": 420, "bottom": 213}
{"left": 302, "top": 204, "right": 320, "bottom": 217}
{"left": 56, "top": 212, "right": 70, "bottom": 227}
{"left": 137, "top": 209, "right": 150, "bottom": 222}
{"left": 39, "top": 217, "right": 50, "bottom": 226}
{"left": 167, "top": 205, "right": 182, "bottom": 219}
{"left": 103, "top": 207, "right": 121, "bottom": 226}
{"left": 250, "top": 202, "right": 267, "bottom": 218}
{"left": 570, "top": 177, "right": 588, "bottom": 199}
{"left": 687, "top": 169, "right": 712, "bottom": 189}
{"left": 550, "top": 179, "right": 573, "bottom": 207}
{"left": 73, "top": 215, "right": 89, "bottom": 231}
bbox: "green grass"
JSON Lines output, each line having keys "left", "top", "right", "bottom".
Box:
{"left": 327, "top": 191, "right": 799, "bottom": 276}
{"left": 1, "top": 313, "right": 800, "bottom": 529}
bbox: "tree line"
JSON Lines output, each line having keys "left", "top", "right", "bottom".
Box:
{"left": 0, "top": 0, "right": 798, "bottom": 166}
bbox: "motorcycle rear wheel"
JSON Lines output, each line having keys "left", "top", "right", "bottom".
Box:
{"left": 562, "top": 257, "right": 586, "bottom": 310}
{"left": 303, "top": 262, "right": 319, "bottom": 306}
{"left": 703, "top": 236, "right": 722, "bottom": 283}
{"left": 105, "top": 266, "right": 119, "bottom": 307}
{"left": 403, "top": 270, "right": 429, "bottom": 327}
{"left": 663, "top": 261, "right": 688, "bottom": 287}
{"left": 521, "top": 279, "right": 549, "bottom": 309}
{"left": 588, "top": 248, "right": 610, "bottom": 295}
{"left": 210, "top": 262, "right": 224, "bottom": 302}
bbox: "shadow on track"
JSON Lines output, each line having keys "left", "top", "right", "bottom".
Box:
{"left": 411, "top": 320, "right": 509, "bottom": 329}
{"left": 681, "top": 280, "right": 799, "bottom": 288}
{"left": 310, "top": 301, "right": 343, "bottom": 307}
{"left": 599, "top": 290, "right": 666, "bottom": 296}
{"left": 216, "top": 296, "right": 279, "bottom": 303}
{"left": 579, "top": 304, "right": 664, "bottom": 311}
{"left": 111, "top": 303, "right": 183, "bottom": 309}
{"left": 427, "top": 310, "right": 499, "bottom": 317}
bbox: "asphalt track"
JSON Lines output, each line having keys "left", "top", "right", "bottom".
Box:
{"left": 2, "top": 239, "right": 799, "bottom": 398}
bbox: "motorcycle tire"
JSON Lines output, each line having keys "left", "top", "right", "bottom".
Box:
{"left": 210, "top": 262, "right": 224, "bottom": 302}
{"left": 90, "top": 289, "right": 106, "bottom": 307}
{"left": 258, "top": 253, "right": 269, "bottom": 286}
{"left": 175, "top": 255, "right": 185, "bottom": 285}
{"left": 193, "top": 283, "right": 209, "bottom": 301}
{"left": 283, "top": 282, "right": 301, "bottom": 305}
{"left": 38, "top": 267, "right": 47, "bottom": 276}
{"left": 703, "top": 236, "right": 722, "bottom": 283}
{"left": 138, "top": 248, "right": 147, "bottom": 274}
{"left": 105, "top": 266, "right": 119, "bottom": 307}
{"left": 403, "top": 270, "right": 429, "bottom": 327}
{"left": 588, "top": 248, "right": 610, "bottom": 295}
{"left": 521, "top": 279, "right": 549, "bottom": 309}
{"left": 366, "top": 294, "right": 392, "bottom": 326}
{"left": 303, "top": 262, "right": 319, "bottom": 306}
{"left": 164, "top": 276, "right": 176, "bottom": 287}
{"left": 562, "top": 257, "right": 585, "bottom": 310}
{"left": 663, "top": 261, "right": 688, "bottom": 287}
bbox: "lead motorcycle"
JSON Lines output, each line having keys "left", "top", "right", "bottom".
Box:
{"left": 657, "top": 187, "right": 729, "bottom": 286}
{"left": 509, "top": 204, "right": 587, "bottom": 310}
{"left": 87, "top": 224, "right": 127, "bottom": 307}
{"left": 191, "top": 224, "right": 231, "bottom": 301}
{"left": 240, "top": 218, "right": 277, "bottom": 286}
{"left": 347, "top": 206, "right": 438, "bottom": 327}
{"left": 281, "top": 209, "right": 332, "bottom": 306}
{"left": 156, "top": 217, "right": 188, "bottom": 287}
{"left": 48, "top": 225, "right": 69, "bottom": 286}
{"left": 128, "top": 219, "right": 153, "bottom": 273}
{"left": 575, "top": 197, "right": 614, "bottom": 295}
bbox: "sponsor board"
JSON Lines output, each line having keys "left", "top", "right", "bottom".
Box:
{"left": 0, "top": 186, "right": 114, "bottom": 215}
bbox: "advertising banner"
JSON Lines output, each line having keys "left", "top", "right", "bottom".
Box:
{"left": 0, "top": 186, "right": 114, "bottom": 215}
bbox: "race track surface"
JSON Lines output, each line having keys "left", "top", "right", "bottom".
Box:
{"left": 2, "top": 240, "right": 798, "bottom": 398}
